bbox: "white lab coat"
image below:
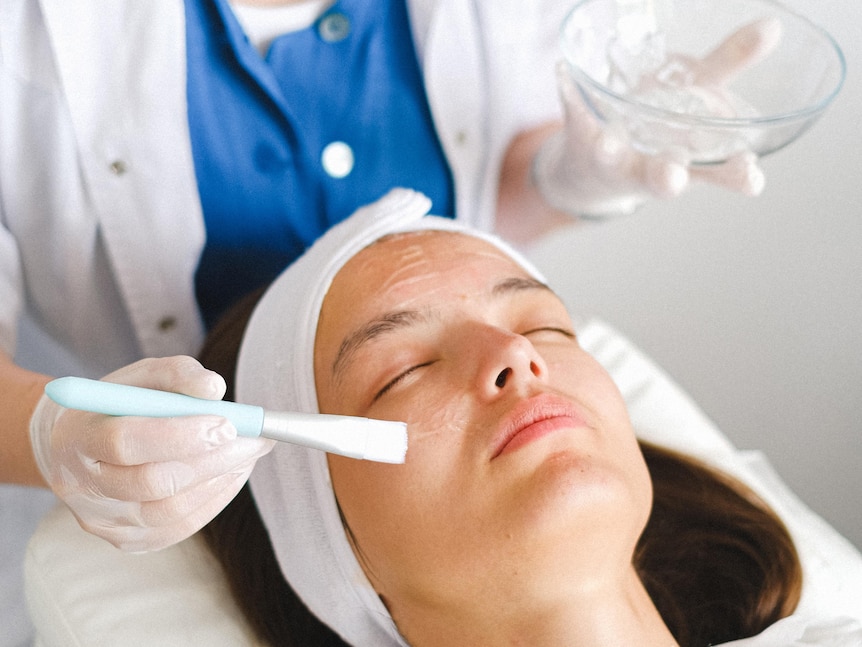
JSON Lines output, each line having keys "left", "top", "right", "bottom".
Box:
{"left": 0, "top": 0, "right": 566, "bottom": 377}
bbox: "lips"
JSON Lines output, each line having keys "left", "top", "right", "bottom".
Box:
{"left": 491, "top": 394, "right": 589, "bottom": 459}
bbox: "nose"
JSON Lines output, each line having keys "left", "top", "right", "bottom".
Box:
{"left": 473, "top": 327, "right": 547, "bottom": 398}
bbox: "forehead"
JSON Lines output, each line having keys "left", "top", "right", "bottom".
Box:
{"left": 317, "top": 231, "right": 534, "bottom": 346}
{"left": 346, "top": 229, "right": 524, "bottom": 277}
{"left": 331, "top": 230, "right": 529, "bottom": 301}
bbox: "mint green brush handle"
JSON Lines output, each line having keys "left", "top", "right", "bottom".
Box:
{"left": 45, "top": 376, "right": 264, "bottom": 436}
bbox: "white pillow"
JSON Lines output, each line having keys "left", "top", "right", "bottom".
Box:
{"left": 25, "top": 319, "right": 862, "bottom": 645}
{"left": 25, "top": 505, "right": 261, "bottom": 647}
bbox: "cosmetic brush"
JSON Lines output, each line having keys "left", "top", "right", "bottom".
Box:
{"left": 44, "top": 376, "right": 408, "bottom": 463}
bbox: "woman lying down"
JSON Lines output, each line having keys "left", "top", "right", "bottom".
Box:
{"left": 198, "top": 189, "right": 861, "bottom": 647}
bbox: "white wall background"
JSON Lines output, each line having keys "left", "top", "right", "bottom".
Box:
{"left": 529, "top": 0, "right": 861, "bottom": 549}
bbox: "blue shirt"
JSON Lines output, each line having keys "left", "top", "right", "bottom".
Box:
{"left": 185, "top": 0, "right": 454, "bottom": 328}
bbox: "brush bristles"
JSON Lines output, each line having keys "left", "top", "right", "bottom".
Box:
{"left": 362, "top": 420, "right": 409, "bottom": 464}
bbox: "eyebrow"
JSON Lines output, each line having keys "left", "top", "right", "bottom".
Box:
{"left": 492, "top": 276, "right": 552, "bottom": 296}
{"left": 331, "top": 310, "right": 428, "bottom": 384}
{"left": 330, "top": 276, "right": 554, "bottom": 383}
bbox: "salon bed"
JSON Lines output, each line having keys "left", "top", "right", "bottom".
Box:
{"left": 24, "top": 320, "right": 862, "bottom": 646}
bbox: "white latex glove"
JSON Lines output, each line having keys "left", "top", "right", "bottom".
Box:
{"left": 29, "top": 356, "right": 274, "bottom": 552}
{"left": 534, "top": 19, "right": 779, "bottom": 218}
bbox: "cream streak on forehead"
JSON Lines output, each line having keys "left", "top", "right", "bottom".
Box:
{"left": 359, "top": 231, "right": 526, "bottom": 300}
{"left": 378, "top": 239, "right": 434, "bottom": 293}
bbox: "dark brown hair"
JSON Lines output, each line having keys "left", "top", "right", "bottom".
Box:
{"left": 198, "top": 291, "right": 801, "bottom": 647}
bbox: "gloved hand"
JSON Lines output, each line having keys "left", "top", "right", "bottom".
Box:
{"left": 29, "top": 356, "right": 274, "bottom": 552}
{"left": 534, "top": 18, "right": 780, "bottom": 218}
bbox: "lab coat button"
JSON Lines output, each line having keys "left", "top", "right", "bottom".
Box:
{"left": 157, "top": 316, "right": 177, "bottom": 333}
{"left": 109, "top": 160, "right": 128, "bottom": 175}
{"left": 321, "top": 141, "right": 354, "bottom": 178}
{"left": 318, "top": 13, "right": 351, "bottom": 42}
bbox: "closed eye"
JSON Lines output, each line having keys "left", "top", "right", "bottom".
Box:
{"left": 522, "top": 327, "right": 576, "bottom": 340}
{"left": 374, "top": 361, "right": 435, "bottom": 402}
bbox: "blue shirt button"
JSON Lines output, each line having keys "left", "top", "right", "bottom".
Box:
{"left": 318, "top": 13, "right": 351, "bottom": 43}
{"left": 321, "top": 141, "right": 354, "bottom": 178}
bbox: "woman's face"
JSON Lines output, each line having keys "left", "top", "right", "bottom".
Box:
{"left": 314, "top": 231, "right": 652, "bottom": 614}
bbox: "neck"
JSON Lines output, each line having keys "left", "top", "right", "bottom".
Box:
{"left": 393, "top": 568, "right": 679, "bottom": 647}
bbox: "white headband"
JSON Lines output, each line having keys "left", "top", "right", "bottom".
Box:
{"left": 237, "top": 188, "right": 544, "bottom": 645}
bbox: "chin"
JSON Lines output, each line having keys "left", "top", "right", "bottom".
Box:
{"left": 500, "top": 448, "right": 649, "bottom": 557}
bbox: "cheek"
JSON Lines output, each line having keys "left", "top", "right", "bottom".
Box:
{"left": 365, "top": 362, "right": 474, "bottom": 451}
{"left": 548, "top": 351, "right": 628, "bottom": 419}
{"left": 547, "top": 351, "right": 649, "bottom": 506}
{"left": 328, "top": 451, "right": 463, "bottom": 596}
{"left": 328, "top": 386, "right": 469, "bottom": 530}
{"left": 393, "top": 395, "right": 470, "bottom": 452}
{"left": 328, "top": 459, "right": 412, "bottom": 565}
{"left": 327, "top": 387, "right": 476, "bottom": 581}
{"left": 329, "top": 459, "right": 407, "bottom": 522}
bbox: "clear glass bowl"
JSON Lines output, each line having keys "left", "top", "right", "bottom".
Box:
{"left": 560, "top": 0, "right": 846, "bottom": 164}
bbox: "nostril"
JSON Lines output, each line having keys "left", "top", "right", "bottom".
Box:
{"left": 495, "top": 368, "right": 511, "bottom": 388}
{"left": 529, "top": 361, "right": 541, "bottom": 377}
